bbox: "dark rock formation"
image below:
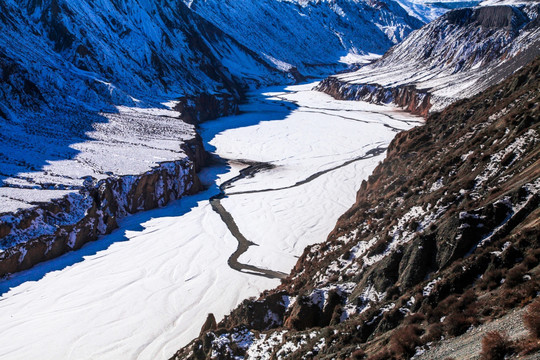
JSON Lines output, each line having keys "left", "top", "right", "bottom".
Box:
{"left": 317, "top": 78, "right": 432, "bottom": 116}
{"left": 199, "top": 314, "right": 217, "bottom": 336}
{"left": 175, "top": 93, "right": 239, "bottom": 125}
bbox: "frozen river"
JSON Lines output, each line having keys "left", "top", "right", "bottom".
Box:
{"left": 0, "top": 82, "right": 421, "bottom": 360}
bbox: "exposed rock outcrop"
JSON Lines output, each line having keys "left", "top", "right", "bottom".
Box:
{"left": 175, "top": 93, "right": 239, "bottom": 125}
{"left": 0, "top": 137, "right": 205, "bottom": 277}
{"left": 317, "top": 78, "right": 432, "bottom": 116}
{"left": 199, "top": 314, "right": 217, "bottom": 336}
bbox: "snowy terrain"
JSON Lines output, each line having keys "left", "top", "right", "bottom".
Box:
{"left": 319, "top": 3, "right": 540, "bottom": 112}
{"left": 395, "top": 0, "right": 481, "bottom": 22}
{"left": 0, "top": 83, "right": 421, "bottom": 360}
{"left": 0, "top": 0, "right": 426, "bottom": 255}
{"left": 0, "top": 106, "right": 195, "bottom": 214}
{"left": 183, "top": 0, "right": 424, "bottom": 76}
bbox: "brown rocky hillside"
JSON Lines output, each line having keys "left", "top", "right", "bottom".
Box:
{"left": 170, "top": 57, "right": 540, "bottom": 360}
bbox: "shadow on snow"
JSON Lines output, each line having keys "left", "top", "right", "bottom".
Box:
{"left": 0, "top": 84, "right": 299, "bottom": 296}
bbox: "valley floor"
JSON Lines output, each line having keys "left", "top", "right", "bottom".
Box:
{"left": 0, "top": 82, "right": 421, "bottom": 360}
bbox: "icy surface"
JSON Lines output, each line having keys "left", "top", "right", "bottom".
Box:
{"left": 0, "top": 82, "right": 420, "bottom": 360}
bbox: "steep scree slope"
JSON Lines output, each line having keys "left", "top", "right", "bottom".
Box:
{"left": 317, "top": 4, "right": 540, "bottom": 114}
{"left": 171, "top": 57, "right": 540, "bottom": 359}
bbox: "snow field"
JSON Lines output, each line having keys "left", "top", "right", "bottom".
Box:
{"left": 0, "top": 82, "right": 421, "bottom": 360}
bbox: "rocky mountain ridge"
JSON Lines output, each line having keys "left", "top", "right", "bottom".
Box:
{"left": 171, "top": 56, "right": 540, "bottom": 360}
{"left": 316, "top": 4, "right": 540, "bottom": 115}
{"left": 182, "top": 0, "right": 424, "bottom": 77}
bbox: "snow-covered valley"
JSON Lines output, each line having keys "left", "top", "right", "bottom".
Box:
{"left": 0, "top": 82, "right": 421, "bottom": 360}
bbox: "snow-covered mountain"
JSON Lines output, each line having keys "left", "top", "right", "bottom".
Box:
{"left": 317, "top": 3, "right": 540, "bottom": 113}
{"left": 183, "top": 0, "right": 424, "bottom": 76}
{"left": 0, "top": 0, "right": 426, "bottom": 122}
{"left": 395, "top": 0, "right": 482, "bottom": 22}
{"left": 0, "top": 0, "right": 294, "bottom": 121}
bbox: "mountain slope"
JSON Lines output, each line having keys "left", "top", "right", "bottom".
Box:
{"left": 171, "top": 56, "right": 540, "bottom": 360}
{"left": 0, "top": 0, "right": 291, "bottom": 120}
{"left": 183, "top": 0, "right": 424, "bottom": 76}
{"left": 317, "top": 4, "right": 540, "bottom": 114}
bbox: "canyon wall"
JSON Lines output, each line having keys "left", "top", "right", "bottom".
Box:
{"left": 316, "top": 77, "right": 432, "bottom": 116}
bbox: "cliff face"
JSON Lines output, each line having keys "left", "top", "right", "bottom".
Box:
{"left": 316, "top": 78, "right": 432, "bottom": 116}
{"left": 171, "top": 57, "right": 540, "bottom": 360}
{"left": 0, "top": 137, "right": 206, "bottom": 277}
{"left": 317, "top": 4, "right": 540, "bottom": 114}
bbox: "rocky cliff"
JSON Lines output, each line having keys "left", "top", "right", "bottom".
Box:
{"left": 0, "top": 148, "right": 203, "bottom": 276}
{"left": 317, "top": 4, "right": 540, "bottom": 114}
{"left": 171, "top": 56, "right": 540, "bottom": 360}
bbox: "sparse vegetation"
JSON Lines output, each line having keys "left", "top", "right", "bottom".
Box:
{"left": 389, "top": 325, "right": 423, "bottom": 359}
{"left": 523, "top": 298, "right": 540, "bottom": 339}
{"left": 480, "top": 331, "right": 513, "bottom": 360}
{"left": 351, "top": 348, "right": 365, "bottom": 359}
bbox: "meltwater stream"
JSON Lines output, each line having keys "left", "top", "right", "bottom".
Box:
{"left": 0, "top": 82, "right": 421, "bottom": 360}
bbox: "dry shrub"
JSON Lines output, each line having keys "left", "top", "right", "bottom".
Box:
{"left": 523, "top": 254, "right": 538, "bottom": 269}
{"left": 497, "top": 287, "right": 522, "bottom": 310}
{"left": 479, "top": 269, "right": 504, "bottom": 290}
{"left": 366, "top": 349, "right": 394, "bottom": 360}
{"left": 444, "top": 313, "right": 474, "bottom": 336}
{"left": 422, "top": 322, "right": 443, "bottom": 342}
{"left": 389, "top": 325, "right": 422, "bottom": 358}
{"left": 523, "top": 298, "right": 540, "bottom": 339}
{"left": 351, "top": 349, "right": 365, "bottom": 360}
{"left": 437, "top": 294, "right": 459, "bottom": 314}
{"left": 517, "top": 337, "right": 540, "bottom": 355}
{"left": 505, "top": 264, "right": 527, "bottom": 288}
{"left": 480, "top": 331, "right": 513, "bottom": 360}
{"left": 405, "top": 312, "right": 425, "bottom": 325}
{"left": 368, "top": 236, "right": 389, "bottom": 257}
